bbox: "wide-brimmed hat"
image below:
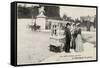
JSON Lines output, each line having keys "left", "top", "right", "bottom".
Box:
{"left": 71, "top": 23, "right": 75, "bottom": 26}
{"left": 76, "top": 23, "right": 80, "bottom": 26}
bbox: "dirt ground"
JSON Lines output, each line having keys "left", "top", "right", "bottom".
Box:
{"left": 17, "top": 19, "right": 96, "bottom": 65}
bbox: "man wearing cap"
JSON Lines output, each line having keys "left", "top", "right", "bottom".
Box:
{"left": 64, "top": 23, "right": 71, "bottom": 52}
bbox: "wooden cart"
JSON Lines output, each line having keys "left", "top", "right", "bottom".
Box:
{"left": 49, "top": 21, "right": 65, "bottom": 52}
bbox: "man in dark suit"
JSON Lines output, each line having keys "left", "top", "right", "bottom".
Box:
{"left": 64, "top": 23, "right": 71, "bottom": 52}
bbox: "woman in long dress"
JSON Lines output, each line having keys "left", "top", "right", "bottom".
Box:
{"left": 75, "top": 25, "right": 84, "bottom": 52}
{"left": 70, "top": 23, "right": 77, "bottom": 50}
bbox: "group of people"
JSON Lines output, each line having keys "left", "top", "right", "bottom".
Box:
{"left": 64, "top": 22, "right": 83, "bottom": 53}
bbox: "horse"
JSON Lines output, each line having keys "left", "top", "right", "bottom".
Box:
{"left": 28, "top": 24, "right": 40, "bottom": 31}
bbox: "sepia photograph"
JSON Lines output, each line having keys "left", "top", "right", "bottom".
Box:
{"left": 15, "top": 2, "right": 97, "bottom": 65}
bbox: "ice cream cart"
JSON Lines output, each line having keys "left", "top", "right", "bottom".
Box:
{"left": 49, "top": 20, "right": 67, "bottom": 52}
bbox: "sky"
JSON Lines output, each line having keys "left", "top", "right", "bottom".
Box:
{"left": 17, "top": 3, "right": 96, "bottom": 19}
{"left": 60, "top": 6, "right": 96, "bottom": 19}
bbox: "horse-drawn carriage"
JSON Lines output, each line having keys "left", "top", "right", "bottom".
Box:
{"left": 28, "top": 22, "right": 40, "bottom": 31}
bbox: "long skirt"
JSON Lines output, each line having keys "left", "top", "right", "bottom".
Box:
{"left": 75, "top": 34, "right": 83, "bottom": 52}
{"left": 70, "top": 37, "right": 76, "bottom": 49}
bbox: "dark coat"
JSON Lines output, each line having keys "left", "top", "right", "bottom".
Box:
{"left": 64, "top": 27, "right": 71, "bottom": 52}
{"left": 64, "top": 27, "right": 71, "bottom": 43}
